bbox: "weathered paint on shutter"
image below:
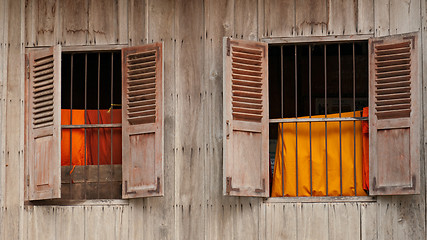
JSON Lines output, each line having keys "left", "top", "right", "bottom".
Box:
{"left": 28, "top": 46, "right": 61, "bottom": 200}
{"left": 122, "top": 42, "right": 164, "bottom": 198}
{"left": 223, "top": 38, "right": 269, "bottom": 197}
{"left": 369, "top": 33, "right": 420, "bottom": 195}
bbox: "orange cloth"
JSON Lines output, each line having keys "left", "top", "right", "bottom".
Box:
{"left": 271, "top": 111, "right": 367, "bottom": 197}
{"left": 61, "top": 109, "right": 122, "bottom": 166}
{"left": 362, "top": 107, "right": 369, "bottom": 192}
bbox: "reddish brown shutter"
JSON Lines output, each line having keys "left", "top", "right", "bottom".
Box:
{"left": 28, "top": 46, "right": 61, "bottom": 200}
{"left": 223, "top": 38, "right": 269, "bottom": 197}
{"left": 122, "top": 43, "right": 164, "bottom": 198}
{"left": 369, "top": 33, "right": 420, "bottom": 195}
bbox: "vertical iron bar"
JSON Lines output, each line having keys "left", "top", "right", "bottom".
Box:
{"left": 280, "top": 46, "right": 285, "bottom": 197}
{"left": 110, "top": 52, "right": 114, "bottom": 198}
{"left": 309, "top": 45, "right": 313, "bottom": 196}
{"left": 84, "top": 53, "right": 88, "bottom": 199}
{"left": 324, "top": 44, "right": 328, "bottom": 196}
{"left": 97, "top": 53, "right": 101, "bottom": 199}
{"left": 295, "top": 45, "right": 298, "bottom": 197}
{"left": 69, "top": 54, "right": 74, "bottom": 198}
{"left": 339, "top": 44, "right": 343, "bottom": 196}
{"left": 353, "top": 43, "right": 357, "bottom": 196}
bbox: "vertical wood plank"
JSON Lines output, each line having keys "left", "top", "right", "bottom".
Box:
{"left": 264, "top": 0, "right": 295, "bottom": 37}
{"left": 357, "top": 0, "right": 374, "bottom": 34}
{"left": 138, "top": 0, "right": 176, "bottom": 239}
{"left": 327, "top": 0, "right": 357, "bottom": 35}
{"left": 392, "top": 196, "right": 425, "bottom": 240}
{"left": 24, "top": 0, "right": 36, "bottom": 47}
{"left": 129, "top": 200, "right": 144, "bottom": 239}
{"left": 265, "top": 203, "right": 297, "bottom": 240}
{"left": 389, "top": 0, "right": 421, "bottom": 34}
{"left": 234, "top": 0, "right": 258, "bottom": 40}
{"left": 374, "top": 0, "right": 390, "bottom": 37}
{"left": 175, "top": 0, "right": 205, "bottom": 239}
{"left": 295, "top": 0, "right": 327, "bottom": 36}
{"left": 60, "top": 0, "right": 88, "bottom": 45}
{"left": 34, "top": 206, "right": 56, "bottom": 240}
{"left": 297, "top": 203, "right": 329, "bottom": 240}
{"left": 34, "top": 0, "right": 57, "bottom": 46}
{"left": 54, "top": 206, "right": 85, "bottom": 240}
{"left": 377, "top": 197, "right": 394, "bottom": 240}
{"left": 114, "top": 206, "right": 129, "bottom": 240}
{"left": 117, "top": 0, "right": 128, "bottom": 44}
{"left": 85, "top": 206, "right": 116, "bottom": 240}
{"left": 128, "top": 0, "right": 147, "bottom": 46}
{"left": 88, "top": 0, "right": 119, "bottom": 45}
{"left": 328, "top": 203, "right": 360, "bottom": 240}
{"left": 360, "top": 203, "right": 378, "bottom": 240}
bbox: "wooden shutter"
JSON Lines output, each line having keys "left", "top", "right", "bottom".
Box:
{"left": 122, "top": 42, "right": 164, "bottom": 198}
{"left": 28, "top": 46, "right": 61, "bottom": 200}
{"left": 223, "top": 38, "right": 269, "bottom": 197}
{"left": 369, "top": 33, "right": 420, "bottom": 195}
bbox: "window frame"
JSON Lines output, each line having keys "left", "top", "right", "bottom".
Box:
{"left": 24, "top": 43, "right": 165, "bottom": 203}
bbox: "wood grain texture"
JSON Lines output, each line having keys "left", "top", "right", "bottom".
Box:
{"left": 88, "top": 0, "right": 119, "bottom": 45}
{"left": 297, "top": 203, "right": 329, "bottom": 240}
{"left": 327, "top": 0, "right": 357, "bottom": 35}
{"left": 234, "top": 0, "right": 258, "bottom": 40}
{"left": 54, "top": 206, "right": 85, "bottom": 240}
{"left": 390, "top": 0, "right": 421, "bottom": 35}
{"left": 328, "top": 203, "right": 361, "bottom": 240}
{"left": 357, "top": 0, "right": 374, "bottom": 34}
{"left": 374, "top": 0, "right": 390, "bottom": 37}
{"left": 295, "top": 0, "right": 327, "bottom": 36}
{"left": 128, "top": 0, "right": 147, "bottom": 46}
{"left": 60, "top": 0, "right": 88, "bottom": 45}
{"left": 264, "top": 0, "right": 295, "bottom": 37}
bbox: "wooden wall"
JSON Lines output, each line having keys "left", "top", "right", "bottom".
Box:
{"left": 0, "top": 0, "right": 425, "bottom": 239}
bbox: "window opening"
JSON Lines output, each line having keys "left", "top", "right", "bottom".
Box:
{"left": 61, "top": 52, "right": 122, "bottom": 199}
{"left": 269, "top": 42, "right": 369, "bottom": 197}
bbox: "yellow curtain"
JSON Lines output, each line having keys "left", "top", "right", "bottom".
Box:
{"left": 271, "top": 111, "right": 367, "bottom": 197}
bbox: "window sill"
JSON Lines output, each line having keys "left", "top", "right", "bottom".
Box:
{"left": 25, "top": 199, "right": 129, "bottom": 206}
{"left": 264, "top": 196, "right": 376, "bottom": 203}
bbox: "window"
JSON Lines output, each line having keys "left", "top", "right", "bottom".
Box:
{"left": 268, "top": 42, "right": 368, "bottom": 197}
{"left": 25, "top": 43, "right": 165, "bottom": 201}
{"left": 223, "top": 33, "right": 420, "bottom": 198}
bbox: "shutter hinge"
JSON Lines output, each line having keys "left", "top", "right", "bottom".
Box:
{"left": 255, "top": 178, "right": 266, "bottom": 193}
{"left": 226, "top": 177, "right": 240, "bottom": 194}
{"left": 226, "top": 38, "right": 231, "bottom": 56}
{"left": 124, "top": 181, "right": 136, "bottom": 195}
{"left": 148, "top": 177, "right": 161, "bottom": 193}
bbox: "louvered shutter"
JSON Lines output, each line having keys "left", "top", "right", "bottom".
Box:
{"left": 122, "top": 43, "right": 164, "bottom": 198}
{"left": 369, "top": 33, "right": 420, "bottom": 195}
{"left": 223, "top": 38, "right": 269, "bottom": 197}
{"left": 28, "top": 46, "right": 61, "bottom": 200}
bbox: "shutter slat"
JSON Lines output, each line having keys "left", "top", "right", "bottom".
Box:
{"left": 232, "top": 107, "right": 263, "bottom": 115}
{"left": 232, "top": 73, "right": 262, "bottom": 82}
{"left": 232, "top": 90, "right": 262, "bottom": 99}
{"left": 375, "top": 46, "right": 411, "bottom": 56}
{"left": 127, "top": 60, "right": 156, "bottom": 70}
{"left": 128, "top": 71, "right": 156, "bottom": 80}
{"left": 127, "top": 66, "right": 156, "bottom": 75}
{"left": 376, "top": 80, "right": 410, "bottom": 89}
{"left": 33, "top": 55, "right": 53, "bottom": 67}
{"left": 128, "top": 77, "right": 156, "bottom": 86}
{"left": 376, "top": 103, "right": 411, "bottom": 112}
{"left": 33, "top": 83, "right": 53, "bottom": 93}
{"left": 232, "top": 96, "right": 262, "bottom": 104}
{"left": 128, "top": 87, "right": 156, "bottom": 97}
{"left": 376, "top": 98, "right": 410, "bottom": 106}
{"left": 376, "top": 64, "right": 410, "bottom": 72}
{"left": 128, "top": 93, "right": 156, "bottom": 103}
{"left": 127, "top": 104, "right": 156, "bottom": 113}
{"left": 232, "top": 84, "right": 262, "bottom": 93}
{"left": 375, "top": 109, "right": 410, "bottom": 119}
{"left": 33, "top": 100, "right": 54, "bottom": 109}
{"left": 232, "top": 101, "right": 262, "bottom": 109}
{"left": 128, "top": 83, "right": 156, "bottom": 92}
{"left": 232, "top": 46, "right": 263, "bottom": 55}
{"left": 33, "top": 105, "right": 54, "bottom": 114}
{"left": 232, "top": 51, "right": 262, "bottom": 61}
{"left": 232, "top": 56, "right": 262, "bottom": 66}
{"left": 34, "top": 78, "right": 54, "bottom": 88}
{"left": 375, "top": 52, "right": 410, "bottom": 61}
{"left": 376, "top": 58, "right": 410, "bottom": 67}
{"left": 232, "top": 62, "right": 262, "bottom": 72}
{"left": 375, "top": 86, "right": 410, "bottom": 95}
{"left": 232, "top": 79, "right": 262, "bottom": 88}
{"left": 376, "top": 69, "right": 410, "bottom": 79}
{"left": 232, "top": 68, "right": 262, "bottom": 77}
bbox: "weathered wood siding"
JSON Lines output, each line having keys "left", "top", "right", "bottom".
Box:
{"left": 0, "top": 0, "right": 425, "bottom": 239}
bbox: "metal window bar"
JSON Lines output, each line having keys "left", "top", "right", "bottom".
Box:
{"left": 61, "top": 52, "right": 121, "bottom": 199}
{"left": 270, "top": 42, "right": 367, "bottom": 197}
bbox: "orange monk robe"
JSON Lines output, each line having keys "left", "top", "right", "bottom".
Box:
{"left": 272, "top": 111, "right": 367, "bottom": 197}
